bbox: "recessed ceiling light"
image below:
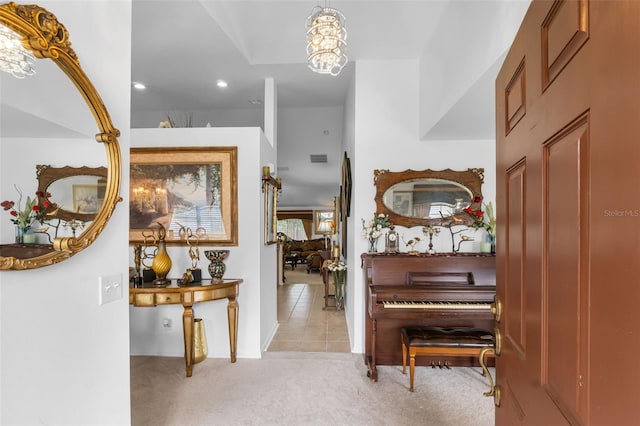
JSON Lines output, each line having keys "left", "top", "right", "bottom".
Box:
{"left": 132, "top": 82, "right": 146, "bottom": 90}
{"left": 216, "top": 80, "right": 228, "bottom": 88}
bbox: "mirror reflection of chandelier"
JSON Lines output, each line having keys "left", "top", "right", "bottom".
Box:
{"left": 305, "top": 4, "right": 347, "bottom": 76}
{"left": 0, "top": 24, "right": 35, "bottom": 78}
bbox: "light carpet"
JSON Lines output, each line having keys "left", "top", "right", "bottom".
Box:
{"left": 131, "top": 352, "right": 495, "bottom": 426}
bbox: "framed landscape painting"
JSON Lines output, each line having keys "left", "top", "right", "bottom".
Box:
{"left": 129, "top": 146, "right": 238, "bottom": 246}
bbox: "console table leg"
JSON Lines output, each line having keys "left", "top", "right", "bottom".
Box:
{"left": 183, "top": 305, "right": 194, "bottom": 377}
{"left": 227, "top": 297, "right": 238, "bottom": 363}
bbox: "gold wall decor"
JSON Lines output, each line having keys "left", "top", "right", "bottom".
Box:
{"left": 0, "top": 3, "right": 122, "bottom": 270}
{"left": 262, "top": 170, "right": 281, "bottom": 245}
{"left": 373, "top": 168, "right": 484, "bottom": 228}
{"left": 129, "top": 147, "right": 238, "bottom": 246}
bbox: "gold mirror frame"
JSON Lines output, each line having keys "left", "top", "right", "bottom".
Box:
{"left": 0, "top": 3, "right": 121, "bottom": 270}
{"left": 36, "top": 164, "right": 108, "bottom": 222}
{"left": 373, "top": 168, "right": 484, "bottom": 228}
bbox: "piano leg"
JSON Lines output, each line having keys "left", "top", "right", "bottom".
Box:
{"left": 368, "top": 319, "right": 378, "bottom": 382}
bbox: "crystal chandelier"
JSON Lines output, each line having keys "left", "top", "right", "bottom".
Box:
{"left": 0, "top": 24, "right": 35, "bottom": 78}
{"left": 305, "top": 5, "right": 347, "bottom": 76}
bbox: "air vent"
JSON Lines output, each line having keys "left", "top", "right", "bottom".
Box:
{"left": 310, "top": 154, "right": 328, "bottom": 163}
{"left": 277, "top": 166, "right": 290, "bottom": 171}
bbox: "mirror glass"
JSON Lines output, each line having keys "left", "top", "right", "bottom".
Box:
{"left": 382, "top": 178, "right": 473, "bottom": 219}
{"left": 0, "top": 3, "right": 121, "bottom": 270}
{"left": 34, "top": 166, "right": 108, "bottom": 242}
{"left": 374, "top": 169, "right": 484, "bottom": 227}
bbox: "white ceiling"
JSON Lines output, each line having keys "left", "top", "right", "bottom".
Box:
{"left": 130, "top": 0, "right": 528, "bottom": 208}
{"left": 0, "top": 1, "right": 528, "bottom": 209}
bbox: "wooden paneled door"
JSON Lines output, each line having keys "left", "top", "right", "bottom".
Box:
{"left": 495, "top": 1, "right": 640, "bottom": 424}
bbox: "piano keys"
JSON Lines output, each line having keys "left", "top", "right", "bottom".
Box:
{"left": 381, "top": 300, "right": 493, "bottom": 311}
{"left": 362, "top": 253, "right": 496, "bottom": 381}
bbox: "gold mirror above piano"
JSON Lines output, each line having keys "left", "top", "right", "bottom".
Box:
{"left": 36, "top": 165, "right": 108, "bottom": 223}
{"left": 0, "top": 3, "right": 121, "bottom": 270}
{"left": 373, "top": 168, "right": 484, "bottom": 228}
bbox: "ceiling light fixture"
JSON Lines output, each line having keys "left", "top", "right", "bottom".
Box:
{"left": 132, "top": 82, "right": 146, "bottom": 90}
{"left": 0, "top": 24, "right": 35, "bottom": 79}
{"left": 216, "top": 80, "right": 228, "bottom": 88}
{"left": 305, "top": 4, "right": 347, "bottom": 76}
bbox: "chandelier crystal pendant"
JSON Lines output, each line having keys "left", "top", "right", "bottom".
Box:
{"left": 305, "top": 5, "right": 347, "bottom": 76}
{"left": 0, "top": 24, "right": 35, "bottom": 79}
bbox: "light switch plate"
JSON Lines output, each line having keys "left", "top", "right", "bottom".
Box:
{"left": 99, "top": 273, "right": 123, "bottom": 305}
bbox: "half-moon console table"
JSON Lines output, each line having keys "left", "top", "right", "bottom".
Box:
{"left": 129, "top": 278, "right": 243, "bottom": 377}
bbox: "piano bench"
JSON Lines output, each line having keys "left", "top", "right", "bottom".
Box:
{"left": 401, "top": 326, "right": 495, "bottom": 392}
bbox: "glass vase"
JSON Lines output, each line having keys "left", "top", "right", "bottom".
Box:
{"left": 368, "top": 237, "right": 378, "bottom": 253}
{"left": 333, "top": 270, "right": 345, "bottom": 310}
{"left": 23, "top": 229, "right": 37, "bottom": 244}
{"left": 15, "top": 226, "right": 27, "bottom": 244}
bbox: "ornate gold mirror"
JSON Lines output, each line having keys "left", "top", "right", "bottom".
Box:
{"left": 0, "top": 3, "right": 121, "bottom": 270}
{"left": 36, "top": 164, "right": 107, "bottom": 222}
{"left": 374, "top": 168, "right": 484, "bottom": 227}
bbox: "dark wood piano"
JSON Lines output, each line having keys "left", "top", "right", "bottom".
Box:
{"left": 362, "top": 253, "right": 496, "bottom": 381}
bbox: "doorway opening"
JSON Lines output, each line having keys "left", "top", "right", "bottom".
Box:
{"left": 268, "top": 243, "right": 349, "bottom": 353}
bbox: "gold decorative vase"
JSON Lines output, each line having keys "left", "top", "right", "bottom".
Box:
{"left": 152, "top": 240, "right": 172, "bottom": 286}
{"left": 193, "top": 318, "right": 208, "bottom": 364}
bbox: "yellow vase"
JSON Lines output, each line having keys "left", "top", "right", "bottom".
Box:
{"left": 193, "top": 318, "right": 208, "bottom": 364}
{"left": 152, "top": 240, "right": 172, "bottom": 286}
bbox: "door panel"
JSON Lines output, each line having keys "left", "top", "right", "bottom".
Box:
{"left": 541, "top": 0, "right": 589, "bottom": 87}
{"left": 543, "top": 116, "right": 589, "bottom": 423}
{"left": 496, "top": 1, "right": 640, "bottom": 424}
{"left": 506, "top": 162, "right": 526, "bottom": 355}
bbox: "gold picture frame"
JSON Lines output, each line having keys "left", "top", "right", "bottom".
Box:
{"left": 129, "top": 147, "right": 238, "bottom": 246}
{"left": 314, "top": 209, "right": 336, "bottom": 235}
{"left": 262, "top": 172, "right": 281, "bottom": 245}
{"left": 72, "top": 184, "right": 104, "bottom": 214}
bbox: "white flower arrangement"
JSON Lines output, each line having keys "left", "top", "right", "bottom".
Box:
{"left": 361, "top": 213, "right": 391, "bottom": 240}
{"left": 327, "top": 260, "right": 347, "bottom": 272}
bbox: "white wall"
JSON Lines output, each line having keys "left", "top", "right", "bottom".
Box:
{"left": 259, "top": 130, "right": 279, "bottom": 351}
{"left": 0, "top": 1, "right": 132, "bottom": 424}
{"left": 346, "top": 59, "right": 496, "bottom": 354}
{"left": 418, "top": 0, "right": 530, "bottom": 138}
{"left": 131, "top": 107, "right": 264, "bottom": 129}
{"left": 129, "top": 127, "right": 275, "bottom": 359}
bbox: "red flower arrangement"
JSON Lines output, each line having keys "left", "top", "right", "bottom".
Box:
{"left": 463, "top": 196, "right": 495, "bottom": 236}
{"left": 2, "top": 187, "right": 54, "bottom": 230}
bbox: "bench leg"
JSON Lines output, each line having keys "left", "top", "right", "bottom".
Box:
{"left": 409, "top": 350, "right": 416, "bottom": 392}
{"left": 479, "top": 346, "right": 496, "bottom": 397}
{"left": 401, "top": 337, "right": 407, "bottom": 375}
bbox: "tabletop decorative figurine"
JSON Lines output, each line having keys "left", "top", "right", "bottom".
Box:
{"left": 181, "top": 227, "right": 204, "bottom": 284}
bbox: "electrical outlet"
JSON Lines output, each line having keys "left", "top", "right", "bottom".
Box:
{"left": 99, "top": 273, "right": 122, "bottom": 305}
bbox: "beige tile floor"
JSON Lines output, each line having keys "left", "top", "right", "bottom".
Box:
{"left": 268, "top": 268, "right": 350, "bottom": 353}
